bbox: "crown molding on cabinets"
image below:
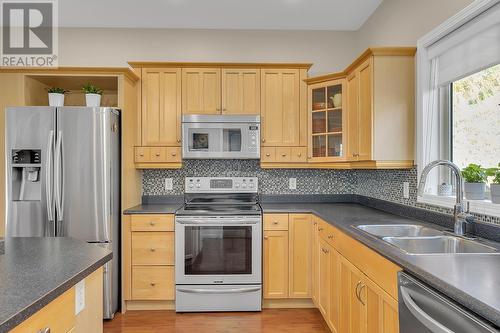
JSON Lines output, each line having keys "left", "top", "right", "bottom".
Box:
{"left": 305, "top": 47, "right": 417, "bottom": 85}
{"left": 0, "top": 66, "right": 140, "bottom": 82}
{"left": 128, "top": 62, "right": 313, "bottom": 69}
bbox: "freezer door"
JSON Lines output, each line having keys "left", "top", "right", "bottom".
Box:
{"left": 56, "top": 107, "right": 120, "bottom": 242}
{"left": 5, "top": 107, "right": 56, "bottom": 237}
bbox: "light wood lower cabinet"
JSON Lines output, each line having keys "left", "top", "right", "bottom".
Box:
{"left": 263, "top": 213, "right": 400, "bottom": 332}
{"left": 11, "top": 268, "right": 104, "bottom": 333}
{"left": 124, "top": 214, "right": 176, "bottom": 304}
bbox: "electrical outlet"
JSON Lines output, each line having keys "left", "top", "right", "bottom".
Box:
{"left": 75, "top": 279, "right": 85, "bottom": 315}
{"left": 165, "top": 178, "right": 173, "bottom": 191}
{"left": 289, "top": 178, "right": 297, "bottom": 190}
{"left": 403, "top": 182, "right": 410, "bottom": 199}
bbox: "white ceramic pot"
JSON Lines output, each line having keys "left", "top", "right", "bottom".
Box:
{"left": 464, "top": 182, "right": 486, "bottom": 200}
{"left": 491, "top": 184, "right": 500, "bottom": 204}
{"left": 85, "top": 93, "right": 101, "bottom": 107}
{"left": 48, "top": 93, "right": 65, "bottom": 106}
{"left": 332, "top": 93, "right": 342, "bottom": 108}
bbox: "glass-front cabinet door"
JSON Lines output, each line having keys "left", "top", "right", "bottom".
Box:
{"left": 308, "top": 79, "right": 346, "bottom": 162}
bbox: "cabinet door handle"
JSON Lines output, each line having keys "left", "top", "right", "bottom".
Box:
{"left": 264, "top": 236, "right": 269, "bottom": 240}
{"left": 149, "top": 221, "right": 156, "bottom": 226}
{"left": 262, "top": 138, "right": 266, "bottom": 143}
{"left": 266, "top": 153, "right": 271, "bottom": 157}
{"left": 150, "top": 282, "right": 156, "bottom": 287}
{"left": 358, "top": 284, "right": 366, "bottom": 305}
{"left": 177, "top": 139, "right": 181, "bottom": 143}
{"left": 313, "top": 222, "right": 317, "bottom": 226}
{"left": 355, "top": 281, "right": 362, "bottom": 301}
{"left": 318, "top": 227, "right": 324, "bottom": 231}
{"left": 298, "top": 153, "right": 302, "bottom": 157}
{"left": 150, "top": 248, "right": 156, "bottom": 252}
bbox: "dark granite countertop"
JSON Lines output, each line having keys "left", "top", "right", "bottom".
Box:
{"left": 261, "top": 202, "right": 500, "bottom": 328}
{"left": 123, "top": 203, "right": 182, "bottom": 215}
{"left": 0, "top": 237, "right": 112, "bottom": 332}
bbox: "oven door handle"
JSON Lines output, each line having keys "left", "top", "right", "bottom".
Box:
{"left": 176, "top": 220, "right": 260, "bottom": 225}
{"left": 177, "top": 287, "right": 261, "bottom": 294}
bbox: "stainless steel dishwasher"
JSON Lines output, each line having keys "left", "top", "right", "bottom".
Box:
{"left": 398, "top": 272, "right": 499, "bottom": 333}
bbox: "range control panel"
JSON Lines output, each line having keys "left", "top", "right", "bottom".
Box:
{"left": 185, "top": 177, "right": 258, "bottom": 193}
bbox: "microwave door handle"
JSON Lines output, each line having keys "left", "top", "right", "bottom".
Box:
{"left": 400, "top": 286, "right": 453, "bottom": 333}
{"left": 177, "top": 287, "right": 261, "bottom": 294}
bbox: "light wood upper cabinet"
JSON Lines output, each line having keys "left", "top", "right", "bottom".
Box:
{"left": 263, "top": 230, "right": 289, "bottom": 299}
{"left": 347, "top": 58, "right": 373, "bottom": 161}
{"left": 289, "top": 214, "right": 312, "bottom": 298}
{"left": 222, "top": 69, "right": 260, "bottom": 114}
{"left": 182, "top": 68, "right": 221, "bottom": 114}
{"left": 141, "top": 68, "right": 181, "bottom": 146}
{"left": 261, "top": 69, "right": 303, "bottom": 147}
{"left": 308, "top": 79, "right": 347, "bottom": 162}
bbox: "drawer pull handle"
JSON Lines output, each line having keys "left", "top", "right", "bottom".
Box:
{"left": 155, "top": 152, "right": 160, "bottom": 157}
{"left": 150, "top": 282, "right": 156, "bottom": 287}
{"left": 272, "top": 221, "right": 279, "bottom": 225}
{"left": 313, "top": 222, "right": 317, "bottom": 226}
{"left": 262, "top": 138, "right": 266, "bottom": 143}
{"left": 298, "top": 153, "right": 302, "bottom": 157}
{"left": 139, "top": 153, "right": 144, "bottom": 157}
{"left": 328, "top": 235, "right": 334, "bottom": 239}
{"left": 281, "top": 153, "right": 287, "bottom": 157}
{"left": 177, "top": 139, "right": 181, "bottom": 143}
{"left": 149, "top": 221, "right": 156, "bottom": 226}
{"left": 266, "top": 153, "right": 271, "bottom": 157}
{"left": 150, "top": 248, "right": 156, "bottom": 252}
{"left": 264, "top": 236, "right": 269, "bottom": 240}
{"left": 171, "top": 152, "right": 177, "bottom": 156}
{"left": 321, "top": 248, "right": 329, "bottom": 254}
{"left": 318, "top": 227, "right": 324, "bottom": 231}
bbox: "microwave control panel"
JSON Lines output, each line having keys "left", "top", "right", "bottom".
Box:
{"left": 248, "top": 124, "right": 260, "bottom": 151}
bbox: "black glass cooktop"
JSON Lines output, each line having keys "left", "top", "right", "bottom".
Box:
{"left": 176, "top": 204, "right": 262, "bottom": 216}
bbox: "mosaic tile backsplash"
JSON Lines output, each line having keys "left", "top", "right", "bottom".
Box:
{"left": 142, "top": 160, "right": 500, "bottom": 225}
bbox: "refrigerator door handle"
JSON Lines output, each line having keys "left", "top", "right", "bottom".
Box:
{"left": 45, "top": 130, "right": 54, "bottom": 222}
{"left": 55, "top": 131, "right": 64, "bottom": 226}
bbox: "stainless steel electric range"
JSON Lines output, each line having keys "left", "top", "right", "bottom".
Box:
{"left": 175, "top": 177, "right": 262, "bottom": 312}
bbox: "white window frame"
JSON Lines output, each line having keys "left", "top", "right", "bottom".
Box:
{"left": 416, "top": 0, "right": 500, "bottom": 218}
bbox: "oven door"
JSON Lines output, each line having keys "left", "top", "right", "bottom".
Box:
{"left": 182, "top": 122, "right": 259, "bottom": 159}
{"left": 175, "top": 216, "right": 262, "bottom": 285}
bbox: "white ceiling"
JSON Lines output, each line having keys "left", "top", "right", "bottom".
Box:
{"left": 59, "top": 0, "right": 383, "bottom": 30}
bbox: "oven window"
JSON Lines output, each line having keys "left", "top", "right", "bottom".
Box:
{"left": 184, "top": 226, "right": 252, "bottom": 275}
{"left": 192, "top": 133, "right": 209, "bottom": 150}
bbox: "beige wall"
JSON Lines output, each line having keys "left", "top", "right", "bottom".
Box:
{"left": 356, "top": 0, "right": 473, "bottom": 52}
{"left": 58, "top": 28, "right": 359, "bottom": 76}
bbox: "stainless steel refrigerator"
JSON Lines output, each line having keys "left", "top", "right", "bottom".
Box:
{"left": 5, "top": 106, "right": 120, "bottom": 319}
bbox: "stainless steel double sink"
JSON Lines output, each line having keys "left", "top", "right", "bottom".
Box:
{"left": 355, "top": 224, "right": 498, "bottom": 255}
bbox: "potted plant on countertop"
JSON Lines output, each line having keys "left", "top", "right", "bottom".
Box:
{"left": 47, "top": 87, "right": 68, "bottom": 106}
{"left": 486, "top": 164, "right": 500, "bottom": 204}
{"left": 82, "top": 83, "right": 103, "bottom": 107}
{"left": 461, "top": 163, "right": 487, "bottom": 200}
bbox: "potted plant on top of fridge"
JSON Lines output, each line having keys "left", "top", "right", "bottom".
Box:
{"left": 461, "top": 163, "right": 487, "bottom": 200}
{"left": 47, "top": 87, "right": 68, "bottom": 106}
{"left": 486, "top": 163, "right": 500, "bottom": 204}
{"left": 82, "top": 83, "right": 103, "bottom": 107}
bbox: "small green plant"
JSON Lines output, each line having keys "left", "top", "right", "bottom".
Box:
{"left": 486, "top": 163, "right": 500, "bottom": 184}
{"left": 47, "top": 87, "right": 68, "bottom": 94}
{"left": 82, "top": 83, "right": 103, "bottom": 95}
{"left": 461, "top": 163, "right": 487, "bottom": 183}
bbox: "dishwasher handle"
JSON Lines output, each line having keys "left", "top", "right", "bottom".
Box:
{"left": 400, "top": 286, "right": 454, "bottom": 333}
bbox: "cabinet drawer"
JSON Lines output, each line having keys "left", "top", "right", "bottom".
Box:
{"left": 150, "top": 147, "right": 167, "bottom": 162}
{"left": 264, "top": 214, "right": 289, "bottom": 230}
{"left": 290, "top": 147, "right": 308, "bottom": 163}
{"left": 11, "top": 287, "right": 76, "bottom": 333}
{"left": 261, "top": 147, "right": 276, "bottom": 162}
{"left": 132, "top": 232, "right": 174, "bottom": 265}
{"left": 318, "top": 220, "right": 337, "bottom": 247}
{"left": 134, "top": 147, "right": 150, "bottom": 163}
{"left": 275, "top": 147, "right": 291, "bottom": 163}
{"left": 131, "top": 214, "right": 174, "bottom": 231}
{"left": 132, "top": 266, "right": 175, "bottom": 300}
{"left": 166, "top": 147, "right": 182, "bottom": 162}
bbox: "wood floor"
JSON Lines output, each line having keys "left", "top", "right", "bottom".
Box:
{"left": 104, "top": 309, "right": 331, "bottom": 333}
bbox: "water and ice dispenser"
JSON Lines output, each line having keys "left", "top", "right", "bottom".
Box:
{"left": 11, "top": 149, "right": 42, "bottom": 201}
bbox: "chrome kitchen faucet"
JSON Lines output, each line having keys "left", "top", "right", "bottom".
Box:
{"left": 417, "top": 160, "right": 474, "bottom": 236}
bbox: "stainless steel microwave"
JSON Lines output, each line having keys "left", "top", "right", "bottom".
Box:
{"left": 182, "top": 115, "right": 260, "bottom": 159}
